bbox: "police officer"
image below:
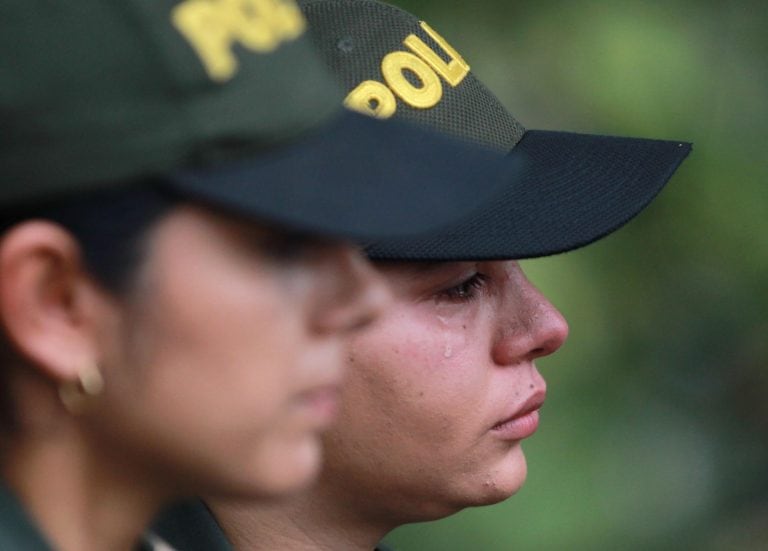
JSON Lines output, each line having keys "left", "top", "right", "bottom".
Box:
{"left": 153, "top": 1, "right": 690, "bottom": 550}
{"left": 0, "top": 0, "right": 515, "bottom": 549}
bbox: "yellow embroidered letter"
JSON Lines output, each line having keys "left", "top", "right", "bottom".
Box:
{"left": 233, "top": 0, "right": 305, "bottom": 51}
{"left": 404, "top": 21, "right": 469, "bottom": 87}
{"left": 269, "top": 0, "right": 306, "bottom": 39}
{"left": 344, "top": 80, "right": 397, "bottom": 119}
{"left": 172, "top": 0, "right": 306, "bottom": 82}
{"left": 380, "top": 51, "right": 442, "bottom": 109}
{"left": 173, "top": 0, "right": 237, "bottom": 81}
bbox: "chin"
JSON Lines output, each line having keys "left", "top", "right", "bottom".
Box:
{"left": 418, "top": 453, "right": 528, "bottom": 521}
{"left": 476, "top": 478, "right": 526, "bottom": 506}
{"left": 466, "top": 447, "right": 529, "bottom": 507}
{"left": 229, "top": 434, "right": 323, "bottom": 499}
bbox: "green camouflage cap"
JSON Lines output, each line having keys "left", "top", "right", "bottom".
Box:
{"left": 0, "top": 0, "right": 520, "bottom": 239}
{"left": 2, "top": 0, "right": 341, "bottom": 202}
{"left": 299, "top": 0, "right": 691, "bottom": 254}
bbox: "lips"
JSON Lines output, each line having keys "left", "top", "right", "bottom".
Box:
{"left": 297, "top": 383, "right": 342, "bottom": 426}
{"left": 491, "top": 391, "right": 546, "bottom": 441}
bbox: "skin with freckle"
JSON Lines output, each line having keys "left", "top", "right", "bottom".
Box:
{"left": 195, "top": 260, "right": 569, "bottom": 551}
{"left": 316, "top": 260, "right": 569, "bottom": 521}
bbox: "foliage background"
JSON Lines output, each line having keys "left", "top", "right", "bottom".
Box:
{"left": 380, "top": 1, "right": 768, "bottom": 549}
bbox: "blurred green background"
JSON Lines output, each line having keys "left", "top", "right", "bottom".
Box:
{"left": 381, "top": 1, "right": 768, "bottom": 550}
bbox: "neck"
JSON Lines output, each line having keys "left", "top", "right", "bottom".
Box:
{"left": 2, "top": 391, "right": 172, "bottom": 551}
{"left": 210, "top": 484, "right": 397, "bottom": 551}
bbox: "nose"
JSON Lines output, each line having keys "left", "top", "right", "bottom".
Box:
{"left": 312, "top": 245, "right": 392, "bottom": 334}
{"left": 491, "top": 276, "right": 569, "bottom": 366}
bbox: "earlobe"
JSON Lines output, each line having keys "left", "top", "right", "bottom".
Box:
{"left": 58, "top": 362, "right": 105, "bottom": 414}
{"left": 0, "top": 221, "right": 102, "bottom": 385}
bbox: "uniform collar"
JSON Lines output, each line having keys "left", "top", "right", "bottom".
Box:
{"left": 152, "top": 499, "right": 234, "bottom": 551}
{"left": 0, "top": 481, "right": 55, "bottom": 551}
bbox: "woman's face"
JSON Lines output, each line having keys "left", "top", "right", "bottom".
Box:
{"left": 320, "top": 260, "right": 569, "bottom": 520}
{"left": 85, "top": 204, "right": 388, "bottom": 499}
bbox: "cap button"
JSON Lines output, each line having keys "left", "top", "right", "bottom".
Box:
{"left": 337, "top": 36, "right": 355, "bottom": 53}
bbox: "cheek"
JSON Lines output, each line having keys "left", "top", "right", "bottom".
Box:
{"left": 340, "top": 317, "right": 487, "bottom": 451}
{"left": 145, "top": 235, "right": 323, "bottom": 388}
{"left": 138, "top": 284, "right": 299, "bottom": 412}
{"left": 93, "top": 272, "right": 315, "bottom": 492}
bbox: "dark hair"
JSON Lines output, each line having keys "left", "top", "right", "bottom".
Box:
{"left": 0, "top": 182, "right": 179, "bottom": 293}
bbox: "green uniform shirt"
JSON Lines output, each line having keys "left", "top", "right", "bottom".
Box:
{"left": 0, "top": 481, "right": 173, "bottom": 551}
{"left": 154, "top": 500, "right": 234, "bottom": 551}
{"left": 0, "top": 483, "right": 55, "bottom": 551}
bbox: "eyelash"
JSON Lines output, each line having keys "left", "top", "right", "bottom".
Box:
{"left": 436, "top": 273, "right": 489, "bottom": 302}
{"left": 257, "top": 233, "right": 322, "bottom": 262}
{"left": 262, "top": 237, "right": 311, "bottom": 261}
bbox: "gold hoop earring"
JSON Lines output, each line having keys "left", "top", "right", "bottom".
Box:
{"left": 58, "top": 364, "right": 104, "bottom": 414}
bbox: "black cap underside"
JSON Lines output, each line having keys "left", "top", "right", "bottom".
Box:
{"left": 366, "top": 130, "right": 692, "bottom": 260}
{"left": 165, "top": 111, "right": 524, "bottom": 241}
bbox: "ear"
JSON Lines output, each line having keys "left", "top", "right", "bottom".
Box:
{"left": 0, "top": 221, "right": 106, "bottom": 384}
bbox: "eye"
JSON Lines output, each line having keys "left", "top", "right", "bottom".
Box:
{"left": 260, "top": 233, "right": 316, "bottom": 261}
{"left": 436, "top": 273, "right": 489, "bottom": 302}
{"left": 251, "top": 228, "right": 332, "bottom": 263}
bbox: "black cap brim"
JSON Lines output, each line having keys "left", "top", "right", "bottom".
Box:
{"left": 163, "top": 110, "right": 524, "bottom": 240}
{"left": 366, "top": 131, "right": 692, "bottom": 260}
